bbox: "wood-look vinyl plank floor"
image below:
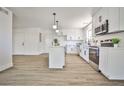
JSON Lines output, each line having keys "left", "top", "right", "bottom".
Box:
{"left": 0, "top": 54, "right": 124, "bottom": 86}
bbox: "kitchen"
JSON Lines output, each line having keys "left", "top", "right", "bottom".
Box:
{"left": 0, "top": 7, "right": 124, "bottom": 85}
{"left": 79, "top": 7, "right": 124, "bottom": 80}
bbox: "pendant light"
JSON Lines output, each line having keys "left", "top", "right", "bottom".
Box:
{"left": 56, "top": 21, "right": 59, "bottom": 33}
{"left": 52, "top": 13, "right": 57, "bottom": 29}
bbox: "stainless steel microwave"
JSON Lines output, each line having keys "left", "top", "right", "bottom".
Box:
{"left": 95, "top": 20, "right": 108, "bottom": 35}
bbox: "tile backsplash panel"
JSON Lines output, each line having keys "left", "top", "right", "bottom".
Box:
{"left": 95, "top": 32, "right": 124, "bottom": 47}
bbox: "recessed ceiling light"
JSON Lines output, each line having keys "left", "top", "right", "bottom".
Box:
{"left": 53, "top": 25, "right": 57, "bottom": 29}
{"left": 56, "top": 29, "right": 59, "bottom": 33}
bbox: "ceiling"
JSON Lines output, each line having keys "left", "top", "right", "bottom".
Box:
{"left": 9, "top": 7, "right": 93, "bottom": 30}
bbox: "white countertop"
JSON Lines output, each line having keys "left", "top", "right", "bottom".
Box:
{"left": 50, "top": 46, "right": 65, "bottom": 48}
{"left": 99, "top": 46, "right": 124, "bottom": 49}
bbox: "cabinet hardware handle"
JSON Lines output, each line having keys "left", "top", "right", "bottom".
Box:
{"left": 39, "top": 33, "right": 42, "bottom": 42}
{"left": 22, "top": 42, "right": 24, "bottom": 46}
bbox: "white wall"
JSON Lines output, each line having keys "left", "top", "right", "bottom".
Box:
{"left": 13, "top": 27, "right": 56, "bottom": 54}
{"left": 0, "top": 8, "right": 13, "bottom": 71}
{"left": 13, "top": 27, "right": 84, "bottom": 54}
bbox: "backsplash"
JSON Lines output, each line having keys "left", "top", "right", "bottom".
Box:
{"left": 94, "top": 32, "right": 124, "bottom": 47}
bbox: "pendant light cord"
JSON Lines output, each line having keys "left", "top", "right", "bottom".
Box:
{"left": 53, "top": 13, "right": 56, "bottom": 25}
{"left": 56, "top": 21, "right": 59, "bottom": 29}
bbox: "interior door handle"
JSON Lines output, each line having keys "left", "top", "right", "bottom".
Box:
{"left": 22, "top": 42, "right": 24, "bottom": 46}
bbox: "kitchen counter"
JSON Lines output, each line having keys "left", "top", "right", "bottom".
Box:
{"left": 99, "top": 46, "right": 124, "bottom": 49}
{"left": 49, "top": 46, "right": 65, "bottom": 69}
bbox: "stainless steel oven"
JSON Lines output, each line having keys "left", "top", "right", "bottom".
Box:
{"left": 89, "top": 46, "right": 99, "bottom": 71}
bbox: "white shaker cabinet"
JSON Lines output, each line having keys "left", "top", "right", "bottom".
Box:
{"left": 92, "top": 8, "right": 108, "bottom": 36}
{"left": 92, "top": 7, "right": 121, "bottom": 33}
{"left": 99, "top": 47, "right": 124, "bottom": 80}
{"left": 97, "top": 8, "right": 108, "bottom": 24}
{"left": 93, "top": 8, "right": 108, "bottom": 26}
{"left": 120, "top": 8, "right": 124, "bottom": 30}
{"left": 66, "top": 34, "right": 83, "bottom": 40}
{"left": 108, "top": 8, "right": 119, "bottom": 32}
{"left": 99, "top": 48, "right": 109, "bottom": 77}
{"left": 92, "top": 14, "right": 97, "bottom": 37}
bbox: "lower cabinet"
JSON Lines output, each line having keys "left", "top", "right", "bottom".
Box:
{"left": 79, "top": 44, "right": 89, "bottom": 62}
{"left": 99, "top": 47, "right": 124, "bottom": 80}
{"left": 49, "top": 47, "right": 65, "bottom": 69}
{"left": 99, "top": 48, "right": 109, "bottom": 77}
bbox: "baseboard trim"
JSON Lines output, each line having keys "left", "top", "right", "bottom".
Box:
{"left": 13, "top": 52, "right": 47, "bottom": 55}
{"left": 0, "top": 63, "right": 13, "bottom": 72}
{"left": 24, "top": 52, "right": 41, "bottom": 55}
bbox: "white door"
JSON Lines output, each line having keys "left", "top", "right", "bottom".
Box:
{"left": 24, "top": 31, "right": 39, "bottom": 55}
{"left": 13, "top": 32, "right": 25, "bottom": 55}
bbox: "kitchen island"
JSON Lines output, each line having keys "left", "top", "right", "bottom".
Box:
{"left": 49, "top": 46, "right": 65, "bottom": 69}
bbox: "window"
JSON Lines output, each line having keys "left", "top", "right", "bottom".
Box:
{"left": 86, "top": 24, "right": 92, "bottom": 42}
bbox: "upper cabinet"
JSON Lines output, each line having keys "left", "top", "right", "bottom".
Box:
{"left": 92, "top": 7, "right": 124, "bottom": 35}
{"left": 120, "top": 8, "right": 124, "bottom": 30}
{"left": 108, "top": 8, "right": 119, "bottom": 32}
{"left": 92, "top": 8, "right": 108, "bottom": 36}
{"left": 92, "top": 12, "right": 97, "bottom": 37}
{"left": 93, "top": 8, "right": 108, "bottom": 27}
{"left": 98, "top": 8, "right": 108, "bottom": 25}
{"left": 66, "top": 34, "right": 83, "bottom": 41}
{"left": 65, "top": 29, "right": 83, "bottom": 41}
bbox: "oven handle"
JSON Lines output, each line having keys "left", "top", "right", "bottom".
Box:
{"left": 89, "top": 48, "right": 99, "bottom": 56}
{"left": 89, "top": 47, "right": 99, "bottom": 50}
{"left": 96, "top": 49, "right": 99, "bottom": 56}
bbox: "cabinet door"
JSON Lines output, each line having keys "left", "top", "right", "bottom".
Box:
{"left": 13, "top": 32, "right": 25, "bottom": 55}
{"left": 108, "top": 8, "right": 119, "bottom": 32}
{"left": 120, "top": 8, "right": 124, "bottom": 30}
{"left": 99, "top": 48, "right": 109, "bottom": 77}
{"left": 108, "top": 49, "right": 124, "bottom": 78}
{"left": 92, "top": 8, "right": 108, "bottom": 36}
{"left": 101, "top": 8, "right": 108, "bottom": 22}
{"left": 24, "top": 31, "right": 39, "bottom": 55}
{"left": 97, "top": 8, "right": 108, "bottom": 25}
{"left": 92, "top": 14, "right": 97, "bottom": 37}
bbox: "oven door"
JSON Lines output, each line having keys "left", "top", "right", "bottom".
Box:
{"left": 89, "top": 47, "right": 99, "bottom": 65}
